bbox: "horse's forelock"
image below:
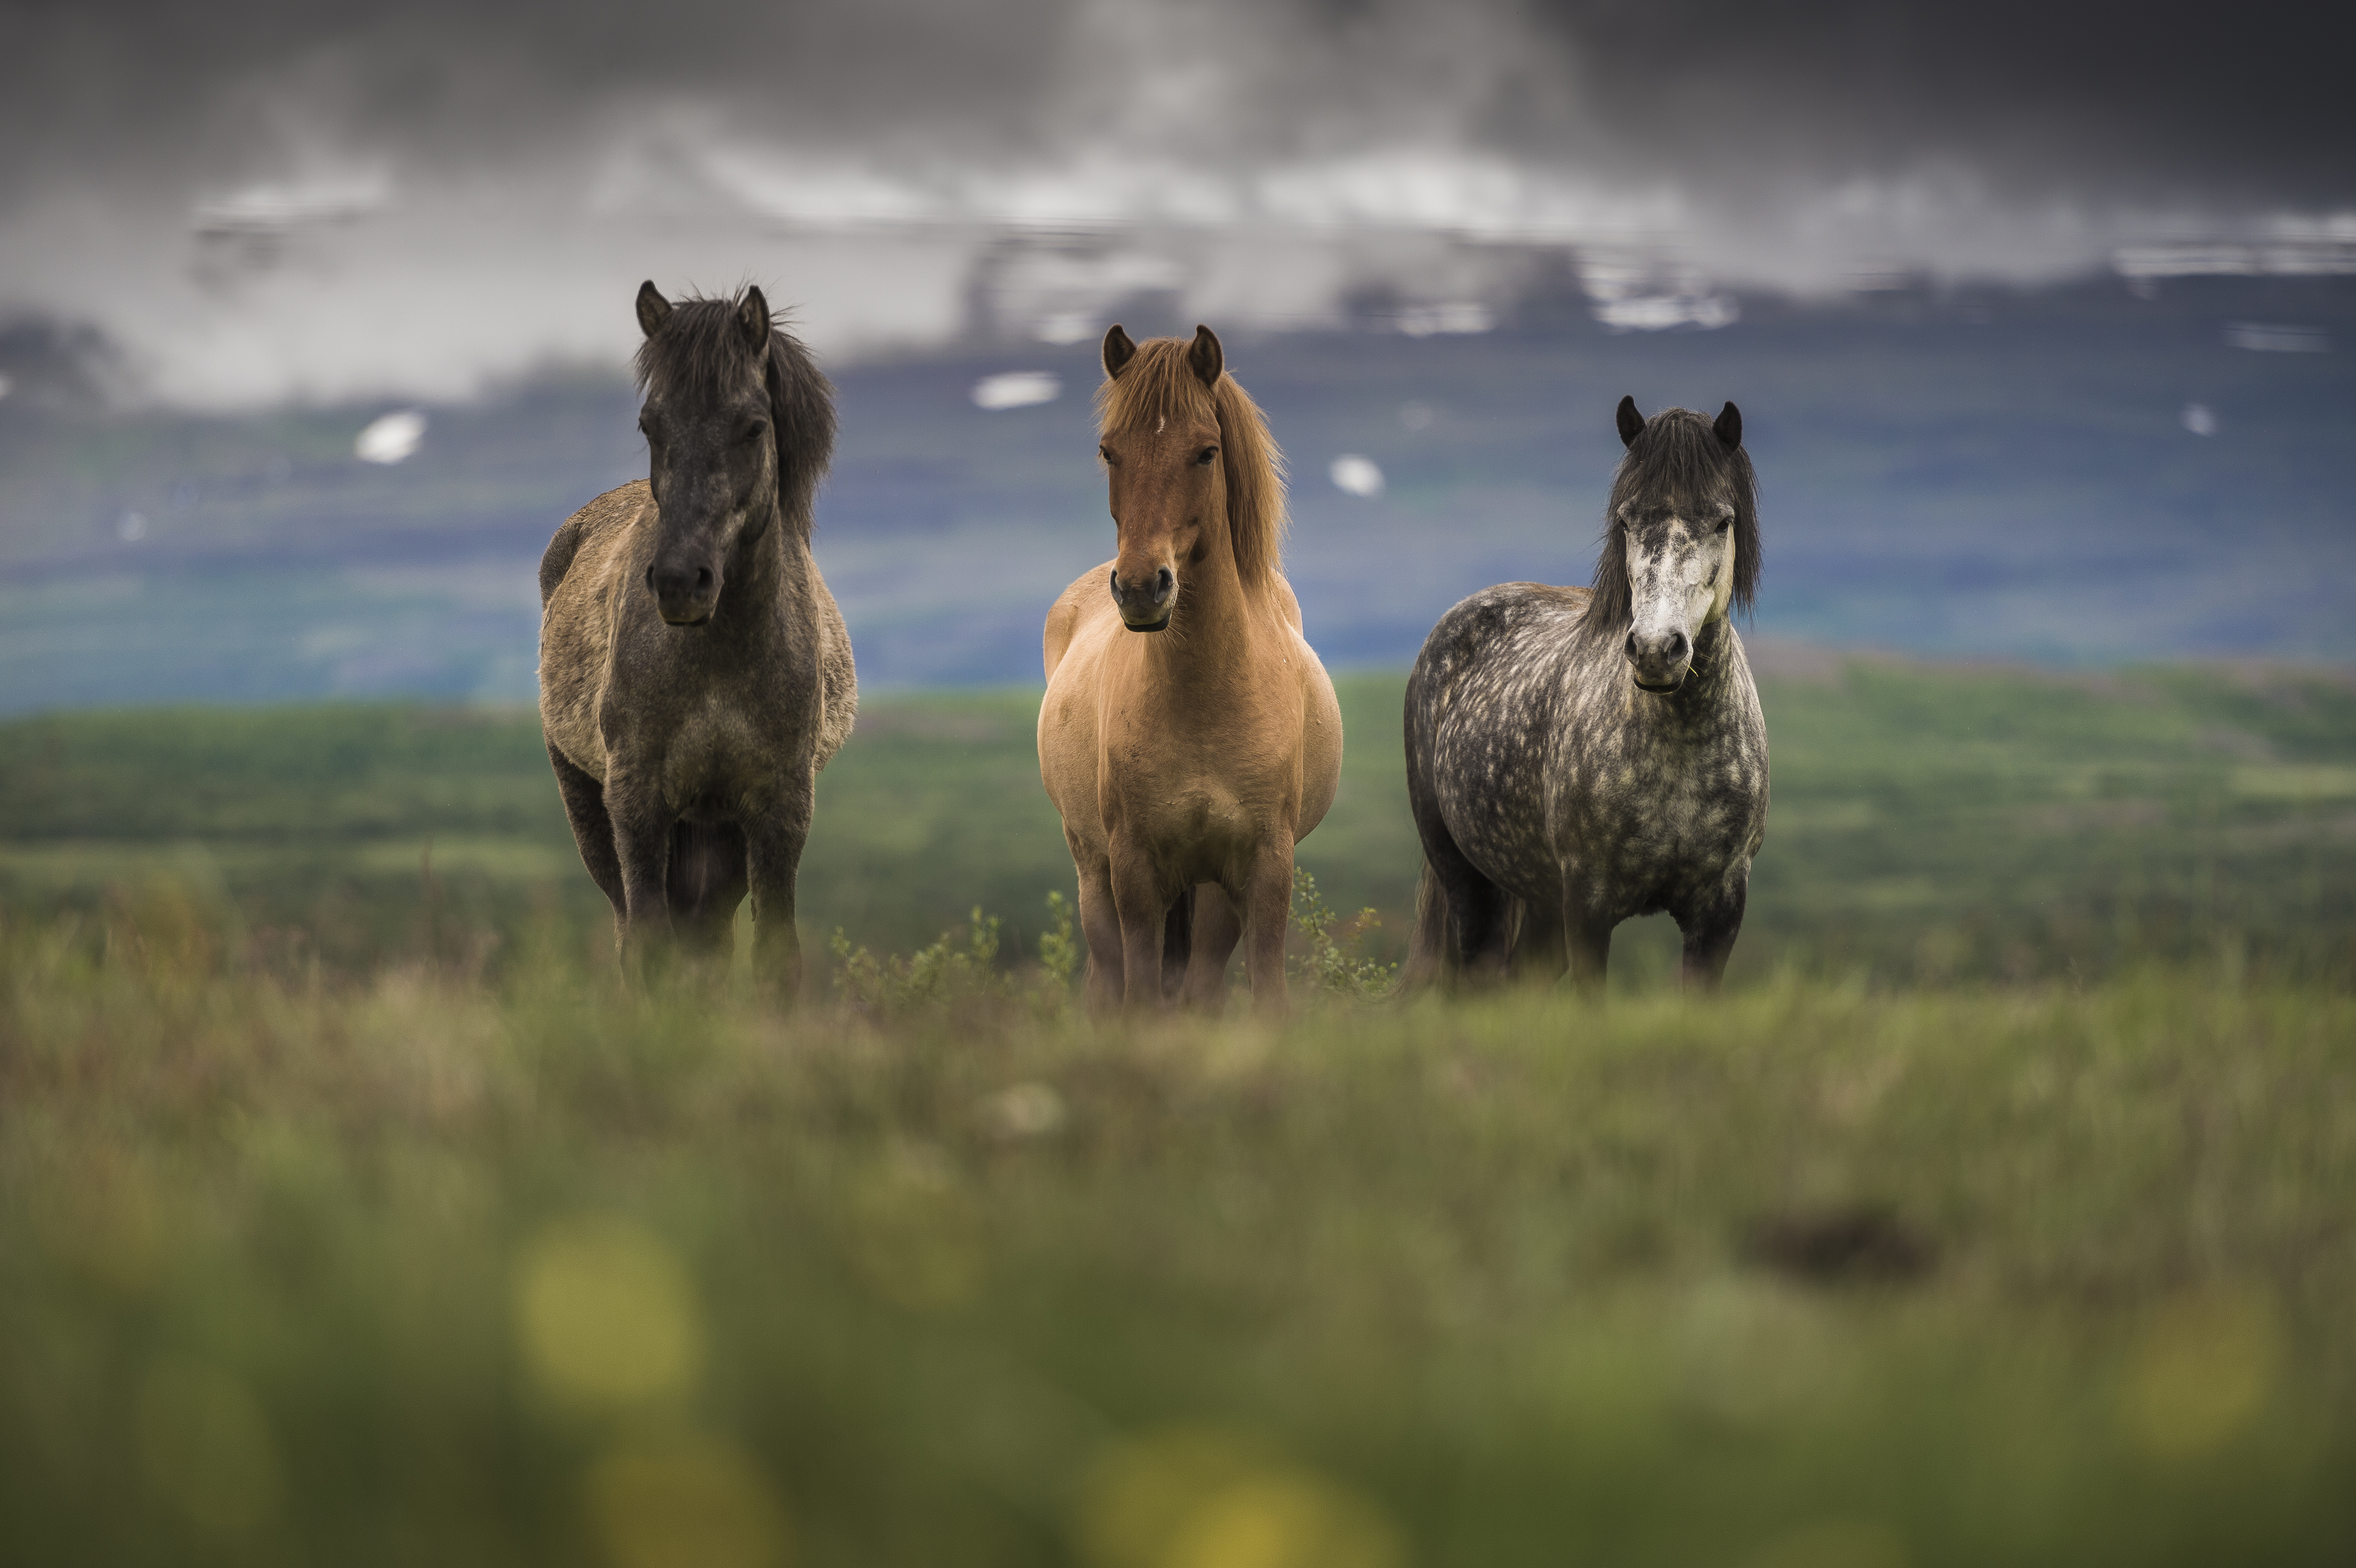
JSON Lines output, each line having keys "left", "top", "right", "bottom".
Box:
{"left": 1580, "top": 407, "right": 1761, "bottom": 645}
{"left": 1095, "top": 336, "right": 1289, "bottom": 590}
{"left": 633, "top": 294, "right": 766, "bottom": 399}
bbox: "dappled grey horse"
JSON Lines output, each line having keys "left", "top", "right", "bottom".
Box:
{"left": 1404, "top": 396, "right": 1767, "bottom": 991}
{"left": 537, "top": 283, "right": 854, "bottom": 989}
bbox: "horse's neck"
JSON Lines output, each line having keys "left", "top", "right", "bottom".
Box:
{"left": 717, "top": 496, "right": 799, "bottom": 629}
{"left": 1669, "top": 616, "right": 1750, "bottom": 713}
{"left": 1154, "top": 524, "right": 1272, "bottom": 677}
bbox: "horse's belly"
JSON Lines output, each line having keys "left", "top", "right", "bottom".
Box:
{"left": 1429, "top": 720, "right": 1559, "bottom": 902}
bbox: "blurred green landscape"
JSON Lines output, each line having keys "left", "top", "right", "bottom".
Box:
{"left": 4, "top": 915, "right": 2353, "bottom": 1565}
{"left": 5, "top": 659, "right": 2356, "bottom": 1565}
{"left": 3, "top": 655, "right": 2353, "bottom": 987}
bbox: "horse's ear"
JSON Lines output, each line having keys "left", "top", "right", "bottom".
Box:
{"left": 636, "top": 281, "right": 672, "bottom": 339}
{"left": 1714, "top": 401, "right": 1743, "bottom": 448}
{"left": 1189, "top": 324, "right": 1223, "bottom": 387}
{"left": 738, "top": 286, "right": 771, "bottom": 349}
{"left": 1615, "top": 395, "right": 1645, "bottom": 448}
{"left": 1102, "top": 324, "right": 1137, "bottom": 379}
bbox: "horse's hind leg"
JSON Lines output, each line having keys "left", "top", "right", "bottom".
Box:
{"left": 1512, "top": 901, "right": 1568, "bottom": 987}
{"left": 1180, "top": 884, "right": 1243, "bottom": 1012}
{"left": 1159, "top": 887, "right": 1195, "bottom": 1002}
{"left": 1417, "top": 820, "right": 1513, "bottom": 984}
{"left": 547, "top": 743, "right": 624, "bottom": 920}
{"left": 667, "top": 821, "right": 749, "bottom": 957}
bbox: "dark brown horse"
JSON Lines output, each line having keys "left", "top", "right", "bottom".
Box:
{"left": 1038, "top": 326, "right": 1343, "bottom": 1015}
{"left": 537, "top": 283, "right": 854, "bottom": 988}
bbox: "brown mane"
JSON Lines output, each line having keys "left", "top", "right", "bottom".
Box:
{"left": 1093, "top": 336, "right": 1288, "bottom": 591}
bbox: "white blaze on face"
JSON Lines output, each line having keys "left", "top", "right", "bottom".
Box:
{"left": 1624, "top": 508, "right": 1736, "bottom": 653}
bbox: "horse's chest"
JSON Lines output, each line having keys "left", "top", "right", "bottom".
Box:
{"left": 654, "top": 702, "right": 787, "bottom": 817}
{"left": 1565, "top": 731, "right": 1766, "bottom": 905}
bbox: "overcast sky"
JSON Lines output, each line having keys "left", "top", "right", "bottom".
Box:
{"left": 4, "top": 0, "right": 2349, "bottom": 405}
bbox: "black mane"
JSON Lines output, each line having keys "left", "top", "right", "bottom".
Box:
{"left": 633, "top": 290, "right": 837, "bottom": 539}
{"left": 1579, "top": 405, "right": 1761, "bottom": 646}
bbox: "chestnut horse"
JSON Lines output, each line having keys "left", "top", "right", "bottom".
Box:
{"left": 1038, "top": 326, "right": 1343, "bottom": 1014}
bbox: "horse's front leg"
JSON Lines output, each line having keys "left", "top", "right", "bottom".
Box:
{"left": 1074, "top": 855, "right": 1125, "bottom": 1017}
{"left": 602, "top": 761, "right": 676, "bottom": 969}
{"left": 1237, "top": 837, "right": 1296, "bottom": 1016}
{"left": 1676, "top": 872, "right": 1748, "bottom": 992}
{"left": 1560, "top": 871, "right": 1615, "bottom": 996}
{"left": 547, "top": 743, "right": 625, "bottom": 921}
{"left": 1107, "top": 840, "right": 1169, "bottom": 1014}
{"left": 744, "top": 779, "right": 815, "bottom": 1000}
{"left": 1179, "top": 885, "right": 1243, "bottom": 1012}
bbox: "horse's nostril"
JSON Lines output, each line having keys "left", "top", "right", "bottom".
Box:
{"left": 1668, "top": 630, "right": 1690, "bottom": 658}
{"left": 695, "top": 567, "right": 713, "bottom": 592}
{"left": 645, "top": 565, "right": 657, "bottom": 591}
{"left": 1624, "top": 630, "right": 1642, "bottom": 661}
{"left": 1155, "top": 566, "right": 1175, "bottom": 599}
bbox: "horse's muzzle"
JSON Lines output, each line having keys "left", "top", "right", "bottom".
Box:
{"left": 1625, "top": 627, "right": 1691, "bottom": 693}
{"left": 649, "top": 562, "right": 718, "bottom": 626}
{"left": 1110, "top": 565, "right": 1176, "bottom": 632}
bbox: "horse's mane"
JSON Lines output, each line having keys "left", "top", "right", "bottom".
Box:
{"left": 633, "top": 290, "right": 837, "bottom": 540}
{"left": 1580, "top": 406, "right": 1761, "bottom": 646}
{"left": 1094, "top": 337, "right": 1288, "bottom": 591}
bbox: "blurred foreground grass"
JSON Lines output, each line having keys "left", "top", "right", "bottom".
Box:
{"left": 2, "top": 658, "right": 2354, "bottom": 986}
{"left": 4, "top": 899, "right": 2354, "bottom": 1565}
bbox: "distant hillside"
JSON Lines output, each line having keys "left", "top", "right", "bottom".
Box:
{"left": 1, "top": 274, "right": 2351, "bottom": 712}
{"left": 2, "top": 659, "right": 2350, "bottom": 986}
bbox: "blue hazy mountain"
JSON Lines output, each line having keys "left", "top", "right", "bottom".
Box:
{"left": 0, "top": 273, "right": 2349, "bottom": 713}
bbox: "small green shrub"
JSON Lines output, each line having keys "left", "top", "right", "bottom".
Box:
{"left": 1288, "top": 866, "right": 1397, "bottom": 1002}
{"left": 1037, "top": 890, "right": 1080, "bottom": 992}
{"left": 829, "top": 906, "right": 1009, "bottom": 1012}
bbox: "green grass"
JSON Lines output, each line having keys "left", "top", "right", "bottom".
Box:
{"left": 3, "top": 911, "right": 2353, "bottom": 1565}
{"left": 2, "top": 659, "right": 2353, "bottom": 985}
{"left": 5, "top": 662, "right": 2355, "bottom": 1561}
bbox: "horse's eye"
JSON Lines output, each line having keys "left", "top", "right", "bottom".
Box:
{"left": 1717, "top": 514, "right": 1734, "bottom": 532}
{"left": 1197, "top": 447, "right": 1218, "bottom": 466}
{"left": 1099, "top": 447, "right": 1115, "bottom": 465}
{"left": 742, "top": 421, "right": 768, "bottom": 445}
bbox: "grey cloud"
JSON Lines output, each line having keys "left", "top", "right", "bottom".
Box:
{"left": 3, "top": 0, "right": 2347, "bottom": 405}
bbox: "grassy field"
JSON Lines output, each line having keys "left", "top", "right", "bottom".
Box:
{"left": 3, "top": 659, "right": 2355, "bottom": 1563}
{"left": 3, "top": 918, "right": 2353, "bottom": 1565}
{"left": 1, "top": 657, "right": 2352, "bottom": 986}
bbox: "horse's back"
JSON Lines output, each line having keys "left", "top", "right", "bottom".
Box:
{"left": 1038, "top": 564, "right": 1119, "bottom": 845}
{"left": 1405, "top": 581, "right": 1597, "bottom": 899}
{"left": 811, "top": 577, "right": 856, "bottom": 770}
{"left": 1286, "top": 579, "right": 1344, "bottom": 840}
{"left": 539, "top": 481, "right": 656, "bottom": 776}
{"left": 540, "top": 480, "right": 651, "bottom": 606}
{"left": 1042, "top": 563, "right": 1112, "bottom": 682}
{"left": 1411, "top": 582, "right": 1591, "bottom": 716}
